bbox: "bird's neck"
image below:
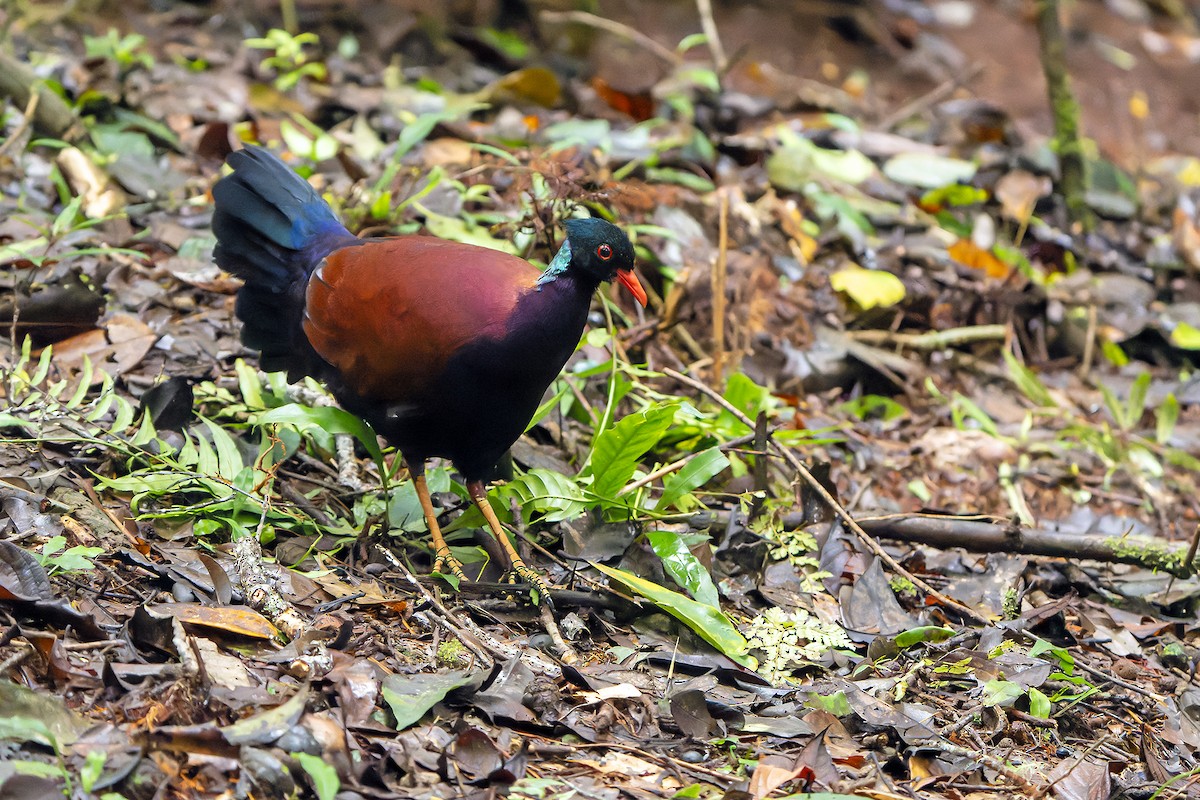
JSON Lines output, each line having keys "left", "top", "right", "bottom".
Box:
{"left": 537, "top": 240, "right": 573, "bottom": 287}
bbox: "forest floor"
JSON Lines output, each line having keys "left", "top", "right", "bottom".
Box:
{"left": 1, "top": 1, "right": 1200, "bottom": 798}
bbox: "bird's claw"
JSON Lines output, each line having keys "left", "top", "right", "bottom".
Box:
{"left": 512, "top": 564, "right": 554, "bottom": 607}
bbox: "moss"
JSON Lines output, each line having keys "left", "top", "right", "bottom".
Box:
{"left": 1104, "top": 537, "right": 1190, "bottom": 575}
{"left": 436, "top": 639, "right": 468, "bottom": 667}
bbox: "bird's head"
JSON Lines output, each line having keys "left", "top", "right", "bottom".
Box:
{"left": 561, "top": 218, "right": 646, "bottom": 306}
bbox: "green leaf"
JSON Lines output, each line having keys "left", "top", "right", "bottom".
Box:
{"left": 1170, "top": 321, "right": 1200, "bottom": 349}
{"left": 591, "top": 562, "right": 751, "bottom": 666}
{"left": 981, "top": 679, "right": 1024, "bottom": 708}
{"left": 645, "top": 531, "right": 719, "bottom": 607}
{"left": 657, "top": 447, "right": 729, "bottom": 510}
{"left": 1125, "top": 372, "right": 1150, "bottom": 430}
{"left": 235, "top": 359, "right": 264, "bottom": 408}
{"left": 891, "top": 626, "right": 955, "bottom": 650}
{"left": 381, "top": 670, "right": 475, "bottom": 730}
{"left": 1027, "top": 686, "right": 1051, "bottom": 718}
{"left": 587, "top": 403, "right": 678, "bottom": 498}
{"left": 293, "top": 752, "right": 340, "bottom": 800}
{"left": 200, "top": 417, "right": 245, "bottom": 481}
{"left": 883, "top": 152, "right": 977, "bottom": 189}
{"left": 418, "top": 206, "right": 518, "bottom": 254}
{"left": 1003, "top": 351, "right": 1054, "bottom": 407}
{"left": 1157, "top": 393, "right": 1179, "bottom": 445}
{"left": 0, "top": 716, "right": 58, "bottom": 750}
{"left": 767, "top": 133, "right": 876, "bottom": 189}
{"left": 258, "top": 404, "right": 384, "bottom": 470}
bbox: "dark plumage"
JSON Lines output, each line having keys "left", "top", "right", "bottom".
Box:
{"left": 212, "top": 146, "right": 645, "bottom": 594}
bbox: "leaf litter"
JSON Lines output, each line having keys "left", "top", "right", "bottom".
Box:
{"left": 0, "top": 2, "right": 1199, "bottom": 799}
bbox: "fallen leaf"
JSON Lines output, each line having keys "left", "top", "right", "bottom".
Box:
{"left": 948, "top": 239, "right": 1011, "bottom": 279}
{"left": 50, "top": 313, "right": 156, "bottom": 384}
{"left": 829, "top": 263, "right": 906, "bottom": 309}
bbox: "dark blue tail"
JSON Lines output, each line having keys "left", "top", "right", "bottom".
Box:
{"left": 212, "top": 146, "right": 355, "bottom": 377}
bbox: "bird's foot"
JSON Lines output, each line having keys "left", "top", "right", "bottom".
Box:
{"left": 432, "top": 550, "right": 467, "bottom": 581}
{"left": 511, "top": 563, "right": 554, "bottom": 607}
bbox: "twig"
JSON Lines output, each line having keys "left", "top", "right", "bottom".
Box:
{"left": 878, "top": 64, "right": 984, "bottom": 130}
{"left": 694, "top": 0, "right": 727, "bottom": 73}
{"left": 845, "top": 324, "right": 1008, "bottom": 350}
{"left": 383, "top": 547, "right": 564, "bottom": 679}
{"left": 0, "top": 89, "right": 36, "bottom": 158}
{"left": 538, "top": 10, "right": 681, "bottom": 68}
{"left": 616, "top": 432, "right": 755, "bottom": 497}
{"left": 686, "top": 510, "right": 1200, "bottom": 578}
{"left": 711, "top": 189, "right": 729, "bottom": 387}
{"left": 663, "top": 367, "right": 988, "bottom": 624}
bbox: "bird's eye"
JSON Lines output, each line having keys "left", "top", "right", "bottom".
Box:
{"left": 596, "top": 244, "right": 613, "bottom": 261}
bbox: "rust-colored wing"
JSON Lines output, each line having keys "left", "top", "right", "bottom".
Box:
{"left": 302, "top": 236, "right": 541, "bottom": 401}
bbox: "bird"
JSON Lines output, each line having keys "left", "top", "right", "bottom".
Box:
{"left": 211, "top": 145, "right": 646, "bottom": 598}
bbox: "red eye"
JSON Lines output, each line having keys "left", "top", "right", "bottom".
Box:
{"left": 597, "top": 244, "right": 613, "bottom": 260}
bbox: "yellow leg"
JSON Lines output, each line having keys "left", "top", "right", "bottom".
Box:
{"left": 467, "top": 480, "right": 551, "bottom": 601}
{"left": 413, "top": 469, "right": 465, "bottom": 580}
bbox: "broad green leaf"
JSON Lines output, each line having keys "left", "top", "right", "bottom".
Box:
{"left": 645, "top": 531, "right": 719, "bottom": 607}
{"left": 1027, "top": 686, "right": 1051, "bottom": 718}
{"left": 450, "top": 468, "right": 587, "bottom": 531}
{"left": 767, "top": 133, "right": 876, "bottom": 190}
{"left": 803, "top": 690, "right": 852, "bottom": 716}
{"left": 293, "top": 752, "right": 340, "bottom": 800}
{"left": 591, "top": 563, "right": 751, "bottom": 666}
{"left": 200, "top": 417, "right": 244, "bottom": 481}
{"left": 235, "top": 359, "right": 264, "bottom": 408}
{"left": 891, "top": 626, "right": 955, "bottom": 650}
{"left": 195, "top": 433, "right": 219, "bottom": 477}
{"left": 829, "top": 265, "right": 905, "bottom": 310}
{"left": 883, "top": 152, "right": 977, "bottom": 189}
{"left": 657, "top": 447, "right": 729, "bottom": 511}
{"left": 259, "top": 404, "right": 385, "bottom": 469}
{"left": 981, "top": 679, "right": 1024, "bottom": 707}
{"left": 418, "top": 207, "right": 517, "bottom": 254}
{"left": 587, "top": 403, "right": 677, "bottom": 498}
{"left": 381, "top": 670, "right": 475, "bottom": 730}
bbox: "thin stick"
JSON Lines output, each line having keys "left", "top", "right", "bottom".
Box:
{"left": 539, "top": 10, "right": 680, "bottom": 67}
{"left": 695, "top": 0, "right": 728, "bottom": 73}
{"left": 711, "top": 190, "right": 729, "bottom": 388}
{"left": 663, "top": 367, "right": 987, "bottom": 625}
{"left": 616, "top": 432, "right": 755, "bottom": 497}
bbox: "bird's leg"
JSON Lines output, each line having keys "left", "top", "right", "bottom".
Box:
{"left": 411, "top": 464, "right": 466, "bottom": 580}
{"left": 466, "top": 480, "right": 550, "bottom": 599}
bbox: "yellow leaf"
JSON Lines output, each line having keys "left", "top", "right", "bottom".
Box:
{"left": 1129, "top": 90, "right": 1149, "bottom": 121}
{"left": 829, "top": 264, "right": 906, "bottom": 310}
{"left": 1171, "top": 322, "right": 1200, "bottom": 350}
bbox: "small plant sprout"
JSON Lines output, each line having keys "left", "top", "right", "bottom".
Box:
{"left": 245, "top": 29, "right": 327, "bottom": 92}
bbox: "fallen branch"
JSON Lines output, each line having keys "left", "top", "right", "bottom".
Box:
{"left": 689, "top": 509, "right": 1199, "bottom": 579}
{"left": 664, "top": 367, "right": 989, "bottom": 625}
{"left": 0, "top": 51, "right": 79, "bottom": 140}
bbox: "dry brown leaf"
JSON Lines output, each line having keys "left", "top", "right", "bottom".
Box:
{"left": 155, "top": 602, "right": 280, "bottom": 640}
{"left": 50, "top": 313, "right": 156, "bottom": 384}
{"left": 995, "top": 169, "right": 1052, "bottom": 223}
{"left": 948, "top": 239, "right": 1011, "bottom": 279}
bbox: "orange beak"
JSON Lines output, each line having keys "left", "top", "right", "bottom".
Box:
{"left": 616, "top": 269, "right": 648, "bottom": 306}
